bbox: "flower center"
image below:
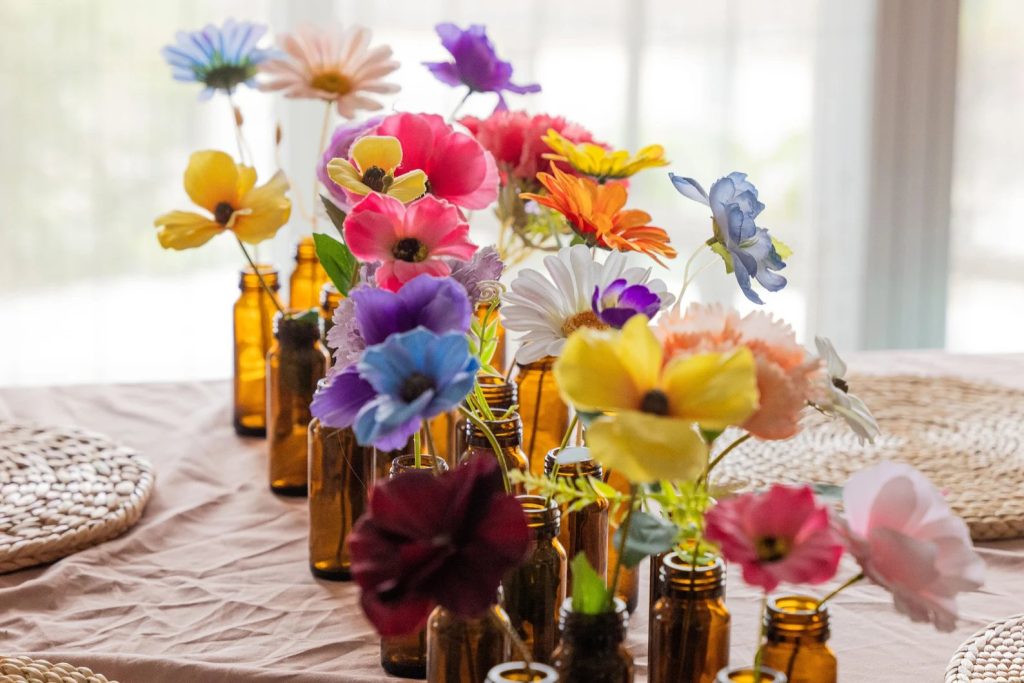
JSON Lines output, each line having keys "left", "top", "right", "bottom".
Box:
{"left": 754, "top": 536, "right": 790, "bottom": 563}
{"left": 213, "top": 201, "right": 234, "bottom": 225}
{"left": 361, "top": 166, "right": 391, "bottom": 193}
{"left": 399, "top": 372, "right": 436, "bottom": 403}
{"left": 202, "top": 64, "right": 256, "bottom": 91}
{"left": 832, "top": 377, "right": 849, "bottom": 393}
{"left": 392, "top": 237, "right": 428, "bottom": 263}
{"left": 560, "top": 311, "right": 608, "bottom": 336}
{"left": 640, "top": 389, "right": 670, "bottom": 416}
{"left": 310, "top": 70, "right": 352, "bottom": 96}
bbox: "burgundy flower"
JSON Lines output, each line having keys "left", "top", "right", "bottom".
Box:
{"left": 348, "top": 457, "right": 530, "bottom": 636}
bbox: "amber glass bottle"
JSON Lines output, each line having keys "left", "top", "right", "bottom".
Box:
{"left": 551, "top": 598, "right": 634, "bottom": 683}
{"left": 761, "top": 596, "right": 836, "bottom": 683}
{"left": 454, "top": 376, "right": 518, "bottom": 461}
{"left": 648, "top": 554, "right": 730, "bottom": 683}
{"left": 318, "top": 282, "right": 342, "bottom": 351}
{"left": 543, "top": 447, "right": 608, "bottom": 592}
{"left": 515, "top": 358, "right": 570, "bottom": 475}
{"left": 426, "top": 602, "right": 512, "bottom": 683}
{"left": 460, "top": 414, "right": 529, "bottom": 493}
{"left": 289, "top": 235, "right": 329, "bottom": 311}
{"left": 233, "top": 265, "right": 279, "bottom": 437}
{"left": 714, "top": 667, "right": 787, "bottom": 683}
{"left": 267, "top": 313, "right": 327, "bottom": 495}
{"left": 502, "top": 496, "right": 567, "bottom": 664}
{"left": 307, "top": 418, "right": 374, "bottom": 580}
{"left": 486, "top": 662, "right": 559, "bottom": 683}
{"left": 476, "top": 303, "right": 507, "bottom": 374}
{"left": 606, "top": 469, "right": 639, "bottom": 613}
{"left": 427, "top": 411, "right": 458, "bottom": 465}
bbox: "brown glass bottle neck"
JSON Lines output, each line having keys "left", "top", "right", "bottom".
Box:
{"left": 465, "top": 415, "right": 523, "bottom": 448}
{"left": 558, "top": 600, "right": 628, "bottom": 649}
{"left": 389, "top": 454, "right": 449, "bottom": 478}
{"left": 239, "top": 266, "right": 280, "bottom": 292}
{"left": 517, "top": 495, "right": 561, "bottom": 539}
{"left": 544, "top": 453, "right": 603, "bottom": 479}
{"left": 319, "top": 285, "right": 342, "bottom": 317}
{"left": 517, "top": 356, "right": 556, "bottom": 373}
{"left": 274, "top": 314, "right": 320, "bottom": 347}
{"left": 662, "top": 554, "right": 726, "bottom": 599}
{"left": 765, "top": 595, "right": 830, "bottom": 643}
{"left": 475, "top": 376, "right": 518, "bottom": 411}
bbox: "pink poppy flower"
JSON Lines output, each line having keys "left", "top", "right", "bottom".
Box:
{"left": 343, "top": 193, "right": 478, "bottom": 292}
{"left": 841, "top": 462, "right": 984, "bottom": 632}
{"left": 371, "top": 112, "right": 499, "bottom": 210}
{"left": 705, "top": 485, "right": 844, "bottom": 592}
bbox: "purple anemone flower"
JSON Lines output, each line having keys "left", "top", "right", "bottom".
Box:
{"left": 423, "top": 23, "right": 541, "bottom": 112}
{"left": 592, "top": 278, "right": 662, "bottom": 328}
{"left": 318, "top": 116, "right": 384, "bottom": 210}
{"left": 445, "top": 246, "right": 505, "bottom": 304}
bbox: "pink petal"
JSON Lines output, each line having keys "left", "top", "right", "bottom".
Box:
{"left": 344, "top": 194, "right": 404, "bottom": 261}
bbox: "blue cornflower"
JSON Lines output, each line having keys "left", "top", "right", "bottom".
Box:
{"left": 162, "top": 19, "right": 275, "bottom": 99}
{"left": 670, "top": 172, "right": 788, "bottom": 305}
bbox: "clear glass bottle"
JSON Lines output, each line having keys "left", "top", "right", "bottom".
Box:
{"left": 487, "top": 662, "right": 559, "bottom": 683}
{"left": 318, "top": 282, "right": 343, "bottom": 351}
{"left": 760, "top": 596, "right": 836, "bottom": 683}
{"left": 606, "top": 469, "right": 639, "bottom": 614}
{"left": 380, "top": 454, "right": 449, "bottom": 679}
{"left": 502, "top": 495, "right": 566, "bottom": 664}
{"left": 454, "top": 376, "right": 519, "bottom": 462}
{"left": 514, "top": 357, "right": 570, "bottom": 476}
{"left": 233, "top": 265, "right": 279, "bottom": 437}
{"left": 543, "top": 447, "right": 608, "bottom": 591}
{"left": 648, "top": 554, "right": 730, "bottom": 683}
{"left": 459, "top": 414, "right": 530, "bottom": 493}
{"left": 307, "top": 417, "right": 374, "bottom": 580}
{"left": 476, "top": 303, "right": 507, "bottom": 374}
{"left": 426, "top": 601, "right": 512, "bottom": 683}
{"left": 289, "top": 235, "right": 329, "bottom": 311}
{"left": 267, "top": 312, "right": 327, "bottom": 495}
{"left": 714, "top": 667, "right": 787, "bottom": 683}
{"left": 550, "top": 598, "right": 634, "bottom": 683}
{"left": 372, "top": 438, "right": 415, "bottom": 482}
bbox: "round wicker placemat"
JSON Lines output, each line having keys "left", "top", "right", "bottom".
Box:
{"left": 0, "top": 421, "right": 154, "bottom": 574}
{"left": 945, "top": 614, "right": 1024, "bottom": 682}
{"left": 717, "top": 375, "right": 1024, "bottom": 541}
{"left": 0, "top": 656, "right": 118, "bottom": 683}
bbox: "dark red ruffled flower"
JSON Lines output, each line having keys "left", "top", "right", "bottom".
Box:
{"left": 348, "top": 457, "right": 530, "bottom": 636}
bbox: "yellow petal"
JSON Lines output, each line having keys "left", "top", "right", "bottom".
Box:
{"left": 326, "top": 158, "right": 370, "bottom": 196}
{"left": 587, "top": 412, "right": 708, "bottom": 483}
{"left": 617, "top": 315, "right": 661, "bottom": 392}
{"left": 153, "top": 210, "right": 223, "bottom": 250}
{"left": 351, "top": 135, "right": 403, "bottom": 173}
{"left": 661, "top": 347, "right": 759, "bottom": 431}
{"left": 184, "top": 150, "right": 242, "bottom": 213}
{"left": 234, "top": 170, "right": 292, "bottom": 245}
{"left": 555, "top": 328, "right": 642, "bottom": 413}
{"left": 388, "top": 170, "right": 428, "bottom": 203}
{"left": 235, "top": 164, "right": 257, "bottom": 197}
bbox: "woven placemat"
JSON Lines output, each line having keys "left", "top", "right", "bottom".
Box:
{"left": 945, "top": 614, "right": 1024, "bottom": 682}
{"left": 0, "top": 656, "right": 118, "bottom": 682}
{"left": 0, "top": 421, "right": 154, "bottom": 573}
{"left": 717, "top": 375, "right": 1024, "bottom": 541}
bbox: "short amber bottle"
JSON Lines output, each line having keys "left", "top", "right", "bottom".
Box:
{"left": 486, "top": 662, "right": 559, "bottom": 683}
{"left": 514, "top": 358, "right": 570, "bottom": 475}
{"left": 502, "top": 495, "right": 567, "bottom": 663}
{"left": 318, "top": 282, "right": 343, "bottom": 352}
{"left": 233, "top": 265, "right": 279, "bottom": 437}
{"left": 551, "top": 598, "right": 634, "bottom": 683}
{"left": 426, "top": 601, "right": 512, "bottom": 683}
{"left": 648, "top": 554, "right": 730, "bottom": 683}
{"left": 476, "top": 303, "right": 507, "bottom": 374}
{"left": 454, "top": 376, "right": 519, "bottom": 460}
{"left": 543, "top": 447, "right": 608, "bottom": 591}
{"left": 380, "top": 454, "right": 449, "bottom": 679}
{"left": 606, "top": 469, "right": 639, "bottom": 613}
{"left": 267, "top": 313, "right": 327, "bottom": 496}
{"left": 307, "top": 418, "right": 374, "bottom": 580}
{"left": 714, "top": 667, "right": 787, "bottom": 683}
{"left": 459, "top": 414, "right": 529, "bottom": 493}
{"left": 289, "top": 235, "right": 329, "bottom": 311}
{"left": 760, "top": 596, "right": 836, "bottom": 683}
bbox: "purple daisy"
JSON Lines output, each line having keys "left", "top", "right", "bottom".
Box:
{"left": 592, "top": 278, "right": 662, "bottom": 328}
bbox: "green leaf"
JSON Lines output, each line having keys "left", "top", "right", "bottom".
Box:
{"left": 570, "top": 553, "right": 612, "bottom": 614}
{"left": 313, "top": 233, "right": 358, "bottom": 296}
{"left": 320, "top": 195, "right": 348, "bottom": 236}
{"left": 613, "top": 510, "right": 678, "bottom": 568}
{"left": 709, "top": 241, "right": 733, "bottom": 273}
{"left": 771, "top": 236, "right": 794, "bottom": 260}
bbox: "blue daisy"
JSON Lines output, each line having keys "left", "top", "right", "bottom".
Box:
{"left": 161, "top": 19, "right": 275, "bottom": 100}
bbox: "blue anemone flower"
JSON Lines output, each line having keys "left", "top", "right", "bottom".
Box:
{"left": 161, "top": 19, "right": 275, "bottom": 100}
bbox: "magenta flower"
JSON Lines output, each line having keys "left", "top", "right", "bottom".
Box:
{"left": 592, "top": 278, "right": 662, "bottom": 328}
{"left": 423, "top": 23, "right": 540, "bottom": 112}
{"left": 349, "top": 457, "right": 530, "bottom": 635}
{"left": 704, "top": 485, "right": 844, "bottom": 592}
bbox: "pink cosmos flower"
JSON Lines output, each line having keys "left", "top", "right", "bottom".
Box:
{"left": 343, "top": 193, "right": 478, "bottom": 292}
{"left": 705, "top": 485, "right": 844, "bottom": 592}
{"left": 370, "top": 112, "right": 499, "bottom": 210}
{"left": 841, "top": 462, "right": 984, "bottom": 632}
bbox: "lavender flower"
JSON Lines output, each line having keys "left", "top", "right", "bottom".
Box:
{"left": 592, "top": 279, "right": 662, "bottom": 328}
{"left": 317, "top": 117, "right": 384, "bottom": 209}
{"left": 445, "top": 246, "right": 505, "bottom": 304}
{"left": 327, "top": 293, "right": 365, "bottom": 369}
{"left": 161, "top": 20, "right": 275, "bottom": 99}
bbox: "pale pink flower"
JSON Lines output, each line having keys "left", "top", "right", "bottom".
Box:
{"left": 259, "top": 25, "right": 399, "bottom": 118}
{"left": 841, "top": 462, "right": 984, "bottom": 632}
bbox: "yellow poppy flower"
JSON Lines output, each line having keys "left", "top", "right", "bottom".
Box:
{"left": 554, "top": 315, "right": 759, "bottom": 482}
{"left": 542, "top": 129, "right": 669, "bottom": 181}
{"left": 326, "top": 135, "right": 427, "bottom": 203}
{"left": 154, "top": 150, "right": 291, "bottom": 250}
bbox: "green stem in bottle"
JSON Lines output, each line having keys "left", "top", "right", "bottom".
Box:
{"left": 459, "top": 406, "right": 511, "bottom": 493}
{"left": 606, "top": 485, "right": 639, "bottom": 612}
{"left": 700, "top": 432, "right": 752, "bottom": 485}
{"left": 413, "top": 427, "right": 422, "bottom": 470}
{"left": 235, "top": 236, "right": 285, "bottom": 316}
{"left": 489, "top": 608, "right": 533, "bottom": 673}
{"left": 423, "top": 423, "right": 439, "bottom": 471}
{"left": 311, "top": 100, "right": 333, "bottom": 232}
{"left": 816, "top": 572, "right": 865, "bottom": 609}
{"left": 543, "top": 413, "right": 579, "bottom": 508}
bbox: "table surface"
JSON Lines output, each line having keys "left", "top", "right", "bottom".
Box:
{"left": 1, "top": 350, "right": 1023, "bottom": 683}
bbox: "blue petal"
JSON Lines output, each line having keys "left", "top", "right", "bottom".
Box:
{"left": 731, "top": 253, "right": 764, "bottom": 305}
{"left": 669, "top": 173, "right": 709, "bottom": 205}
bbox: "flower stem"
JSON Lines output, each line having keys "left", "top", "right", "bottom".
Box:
{"left": 543, "top": 413, "right": 580, "bottom": 508}
{"left": 235, "top": 236, "right": 285, "bottom": 316}
{"left": 459, "top": 406, "right": 511, "bottom": 493}
{"left": 489, "top": 608, "right": 533, "bottom": 673}
{"left": 676, "top": 243, "right": 710, "bottom": 307}
{"left": 312, "top": 101, "right": 333, "bottom": 233}
{"left": 226, "top": 93, "right": 253, "bottom": 165}
{"left": 607, "top": 485, "right": 639, "bottom": 612}
{"left": 449, "top": 88, "right": 472, "bottom": 123}
{"left": 753, "top": 592, "right": 768, "bottom": 680}
{"left": 700, "top": 432, "right": 751, "bottom": 485}
{"left": 413, "top": 428, "right": 422, "bottom": 470}
{"left": 816, "top": 572, "right": 865, "bottom": 609}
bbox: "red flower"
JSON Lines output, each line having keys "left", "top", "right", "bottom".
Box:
{"left": 348, "top": 457, "right": 530, "bottom": 636}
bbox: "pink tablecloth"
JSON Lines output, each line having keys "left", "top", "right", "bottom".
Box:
{"left": 1, "top": 351, "right": 1023, "bottom": 682}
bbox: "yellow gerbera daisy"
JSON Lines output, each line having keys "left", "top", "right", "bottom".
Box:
{"left": 326, "top": 135, "right": 427, "bottom": 203}
{"left": 554, "top": 315, "right": 759, "bottom": 483}
{"left": 542, "top": 129, "right": 669, "bottom": 181}
{"left": 154, "top": 150, "right": 291, "bottom": 250}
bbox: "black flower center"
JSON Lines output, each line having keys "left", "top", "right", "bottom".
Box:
{"left": 640, "top": 389, "right": 670, "bottom": 416}
{"left": 400, "top": 372, "right": 435, "bottom": 403}
{"left": 214, "top": 201, "right": 234, "bottom": 225}
{"left": 832, "top": 377, "right": 849, "bottom": 393}
{"left": 423, "top": 178, "right": 433, "bottom": 195}
{"left": 361, "top": 166, "right": 390, "bottom": 192}
{"left": 392, "top": 237, "right": 428, "bottom": 263}
{"left": 202, "top": 64, "right": 256, "bottom": 91}
{"left": 755, "top": 536, "right": 790, "bottom": 563}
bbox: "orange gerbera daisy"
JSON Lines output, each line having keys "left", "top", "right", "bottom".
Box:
{"left": 521, "top": 163, "right": 676, "bottom": 265}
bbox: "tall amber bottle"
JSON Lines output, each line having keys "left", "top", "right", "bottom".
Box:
{"left": 381, "top": 454, "right": 449, "bottom": 679}
{"left": 426, "top": 601, "right": 512, "bottom": 683}
{"left": 476, "top": 303, "right": 507, "bottom": 374}
{"left": 515, "top": 358, "right": 570, "bottom": 475}
{"left": 289, "top": 235, "right": 329, "bottom": 311}
{"left": 307, "top": 418, "right": 374, "bottom": 580}
{"left": 606, "top": 469, "right": 639, "bottom": 613}
{"left": 453, "top": 376, "right": 518, "bottom": 461}
{"left": 649, "top": 554, "right": 730, "bottom": 683}
{"left": 502, "top": 495, "right": 567, "bottom": 664}
{"left": 761, "top": 596, "right": 836, "bottom": 683}
{"left": 319, "top": 282, "right": 343, "bottom": 352}
{"left": 267, "top": 313, "right": 327, "bottom": 495}
{"left": 544, "top": 447, "right": 608, "bottom": 592}
{"left": 551, "top": 598, "right": 634, "bottom": 683}
{"left": 233, "top": 265, "right": 279, "bottom": 437}
{"left": 459, "top": 414, "right": 529, "bottom": 493}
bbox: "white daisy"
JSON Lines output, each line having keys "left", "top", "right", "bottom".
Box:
{"left": 813, "top": 336, "right": 880, "bottom": 443}
{"left": 501, "top": 245, "right": 676, "bottom": 364}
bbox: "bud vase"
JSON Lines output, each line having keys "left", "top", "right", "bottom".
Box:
{"left": 426, "top": 602, "right": 512, "bottom": 683}
{"left": 760, "top": 596, "right": 836, "bottom": 683}
{"left": 288, "top": 235, "right": 328, "bottom": 311}
{"left": 233, "top": 265, "right": 278, "bottom": 437}
{"left": 550, "top": 598, "right": 634, "bottom": 683}
{"left": 514, "top": 357, "right": 570, "bottom": 475}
